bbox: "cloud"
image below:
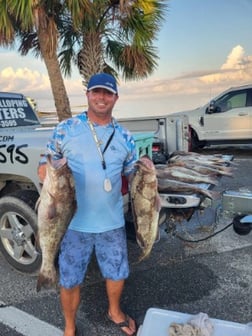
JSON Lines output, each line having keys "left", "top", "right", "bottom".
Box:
{"left": 0, "top": 66, "right": 50, "bottom": 94}
{"left": 0, "top": 65, "right": 84, "bottom": 111}
{"left": 0, "top": 44, "right": 252, "bottom": 117}
{"left": 221, "top": 45, "right": 246, "bottom": 69}
{"left": 200, "top": 45, "right": 252, "bottom": 85}
{"left": 116, "top": 45, "right": 252, "bottom": 115}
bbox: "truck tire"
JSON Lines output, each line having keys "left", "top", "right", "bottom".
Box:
{"left": 190, "top": 129, "right": 206, "bottom": 150}
{"left": 0, "top": 190, "right": 41, "bottom": 273}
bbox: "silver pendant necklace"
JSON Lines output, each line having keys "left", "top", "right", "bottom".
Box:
{"left": 104, "top": 178, "right": 112, "bottom": 192}
{"left": 87, "top": 118, "right": 115, "bottom": 192}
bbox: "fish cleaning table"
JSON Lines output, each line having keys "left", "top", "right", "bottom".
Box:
{"left": 158, "top": 154, "right": 233, "bottom": 210}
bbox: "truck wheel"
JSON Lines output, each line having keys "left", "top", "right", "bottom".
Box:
{"left": 190, "top": 129, "right": 206, "bottom": 150}
{"left": 0, "top": 190, "right": 41, "bottom": 273}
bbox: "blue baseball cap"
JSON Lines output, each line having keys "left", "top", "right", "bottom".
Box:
{"left": 87, "top": 73, "right": 118, "bottom": 95}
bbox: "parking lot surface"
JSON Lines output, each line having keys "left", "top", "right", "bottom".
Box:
{"left": 0, "top": 145, "right": 251, "bottom": 336}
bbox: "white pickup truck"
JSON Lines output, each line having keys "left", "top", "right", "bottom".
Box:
{"left": 169, "top": 84, "right": 252, "bottom": 150}
{"left": 0, "top": 92, "right": 53, "bottom": 273}
{"left": 114, "top": 84, "right": 252, "bottom": 160}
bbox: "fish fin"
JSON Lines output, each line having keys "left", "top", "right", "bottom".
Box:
{"left": 221, "top": 167, "right": 234, "bottom": 176}
{"left": 47, "top": 204, "right": 57, "bottom": 219}
{"left": 46, "top": 194, "right": 58, "bottom": 219}
{"left": 138, "top": 247, "right": 152, "bottom": 263}
{"left": 35, "top": 233, "right": 41, "bottom": 251}
{"left": 130, "top": 198, "right": 140, "bottom": 240}
{"left": 138, "top": 249, "right": 149, "bottom": 263}
{"left": 154, "top": 227, "right": 160, "bottom": 243}
{"left": 137, "top": 228, "right": 160, "bottom": 263}
{"left": 208, "top": 178, "right": 219, "bottom": 186}
{"left": 36, "top": 270, "right": 58, "bottom": 292}
{"left": 155, "top": 194, "right": 162, "bottom": 212}
{"left": 136, "top": 233, "right": 145, "bottom": 249}
{"left": 205, "top": 189, "right": 221, "bottom": 200}
{"left": 35, "top": 197, "right": 41, "bottom": 212}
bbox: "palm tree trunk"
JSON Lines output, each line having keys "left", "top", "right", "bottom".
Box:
{"left": 37, "top": 8, "right": 71, "bottom": 122}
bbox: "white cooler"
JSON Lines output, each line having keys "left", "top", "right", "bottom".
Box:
{"left": 137, "top": 308, "right": 251, "bottom": 336}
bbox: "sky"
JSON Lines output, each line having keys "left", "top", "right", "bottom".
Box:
{"left": 1, "top": 0, "right": 252, "bottom": 119}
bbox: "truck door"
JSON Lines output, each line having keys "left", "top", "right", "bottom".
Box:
{"left": 203, "top": 88, "right": 252, "bottom": 140}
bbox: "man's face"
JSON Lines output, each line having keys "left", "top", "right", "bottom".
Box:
{"left": 86, "top": 88, "right": 118, "bottom": 117}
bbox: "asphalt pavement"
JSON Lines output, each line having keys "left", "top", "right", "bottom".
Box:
{"left": 0, "top": 224, "right": 251, "bottom": 336}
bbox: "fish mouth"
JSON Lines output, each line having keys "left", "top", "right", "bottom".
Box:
{"left": 47, "top": 155, "right": 67, "bottom": 170}
{"left": 135, "top": 160, "right": 153, "bottom": 173}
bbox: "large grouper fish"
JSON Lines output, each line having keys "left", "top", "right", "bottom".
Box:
{"left": 131, "top": 155, "right": 161, "bottom": 262}
{"left": 36, "top": 155, "right": 76, "bottom": 292}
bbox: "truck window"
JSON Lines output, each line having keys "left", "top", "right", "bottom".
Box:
{"left": 0, "top": 95, "right": 40, "bottom": 128}
{"left": 228, "top": 93, "right": 246, "bottom": 109}
{"left": 216, "top": 90, "right": 247, "bottom": 112}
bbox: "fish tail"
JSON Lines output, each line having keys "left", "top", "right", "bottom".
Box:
{"left": 36, "top": 269, "right": 57, "bottom": 292}
{"left": 203, "top": 189, "right": 220, "bottom": 200}
{"left": 137, "top": 229, "right": 160, "bottom": 262}
{"left": 221, "top": 170, "right": 234, "bottom": 177}
{"left": 138, "top": 248, "right": 151, "bottom": 263}
{"left": 208, "top": 177, "right": 219, "bottom": 186}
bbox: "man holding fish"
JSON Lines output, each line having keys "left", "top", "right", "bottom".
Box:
{"left": 38, "top": 73, "right": 137, "bottom": 336}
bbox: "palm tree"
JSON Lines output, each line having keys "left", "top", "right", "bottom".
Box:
{"left": 0, "top": 0, "right": 167, "bottom": 120}
{"left": 59, "top": 0, "right": 168, "bottom": 86}
{"left": 0, "top": 0, "right": 90, "bottom": 121}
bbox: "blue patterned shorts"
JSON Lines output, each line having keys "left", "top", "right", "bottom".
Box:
{"left": 58, "top": 227, "right": 129, "bottom": 288}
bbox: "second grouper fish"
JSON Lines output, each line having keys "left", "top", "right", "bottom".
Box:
{"left": 131, "top": 155, "right": 161, "bottom": 262}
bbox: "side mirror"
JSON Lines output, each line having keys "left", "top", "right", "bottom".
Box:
{"left": 206, "top": 100, "right": 216, "bottom": 114}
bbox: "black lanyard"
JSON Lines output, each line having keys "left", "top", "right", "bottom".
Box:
{"left": 88, "top": 119, "right": 115, "bottom": 170}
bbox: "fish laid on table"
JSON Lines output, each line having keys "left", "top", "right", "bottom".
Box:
{"left": 169, "top": 153, "right": 235, "bottom": 166}
{"left": 131, "top": 155, "right": 161, "bottom": 262}
{"left": 158, "top": 178, "right": 220, "bottom": 200}
{"left": 36, "top": 155, "right": 76, "bottom": 292}
{"left": 156, "top": 166, "right": 219, "bottom": 185}
{"left": 170, "top": 150, "right": 231, "bottom": 163}
{"left": 167, "top": 161, "right": 233, "bottom": 177}
{"left": 169, "top": 155, "right": 235, "bottom": 172}
{"left": 170, "top": 150, "right": 224, "bottom": 158}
